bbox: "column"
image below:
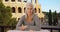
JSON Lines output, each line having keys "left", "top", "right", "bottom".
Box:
{"left": 22, "top": 6, "right": 24, "bottom": 15}
{"left": 36, "top": 4, "right": 38, "bottom": 14}
{"left": 16, "top": 6, "right": 18, "bottom": 14}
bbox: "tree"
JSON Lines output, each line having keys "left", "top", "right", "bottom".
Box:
{"left": 0, "top": 2, "right": 5, "bottom": 24}
{"left": 0, "top": 2, "right": 12, "bottom": 26}
{"left": 0, "top": 2, "right": 17, "bottom": 26}
{"left": 48, "top": 9, "right": 52, "bottom": 25}
{"left": 8, "top": 18, "right": 18, "bottom": 26}
{"left": 0, "top": 2, "right": 18, "bottom": 32}
{"left": 53, "top": 10, "right": 58, "bottom": 26}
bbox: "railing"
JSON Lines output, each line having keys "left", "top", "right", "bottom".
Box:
{"left": 0, "top": 26, "right": 60, "bottom": 32}
{"left": 41, "top": 25, "right": 60, "bottom": 32}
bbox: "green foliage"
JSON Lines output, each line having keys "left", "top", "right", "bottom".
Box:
{"left": 8, "top": 18, "right": 18, "bottom": 26}
{"left": 48, "top": 9, "right": 52, "bottom": 25}
{"left": 0, "top": 2, "right": 17, "bottom": 32}
{"left": 0, "top": 2, "right": 17, "bottom": 26}
{"left": 48, "top": 10, "right": 58, "bottom": 26}
{"left": 53, "top": 10, "right": 58, "bottom": 26}
{"left": 0, "top": 3, "right": 6, "bottom": 25}
{"left": 0, "top": 3, "right": 12, "bottom": 26}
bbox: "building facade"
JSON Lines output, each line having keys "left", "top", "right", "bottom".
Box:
{"left": 2, "top": 0, "right": 44, "bottom": 20}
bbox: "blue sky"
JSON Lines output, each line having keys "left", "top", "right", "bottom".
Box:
{"left": 38, "top": 0, "right": 60, "bottom": 12}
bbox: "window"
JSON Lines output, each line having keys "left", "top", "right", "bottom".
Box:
{"left": 5, "top": 0, "right": 8, "bottom": 2}
{"left": 18, "top": 0, "right": 21, "bottom": 2}
{"left": 24, "top": 0, "right": 27, "bottom": 2}
{"left": 39, "top": 9, "right": 40, "bottom": 13}
{"left": 12, "top": 7, "right": 15, "bottom": 13}
{"left": 18, "top": 7, "right": 22, "bottom": 13}
{"left": 18, "top": 18, "right": 20, "bottom": 20}
{"left": 11, "top": 0, "right": 15, "bottom": 2}
{"left": 34, "top": 8, "right": 36, "bottom": 13}
{"left": 24, "top": 7, "right": 26, "bottom": 13}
